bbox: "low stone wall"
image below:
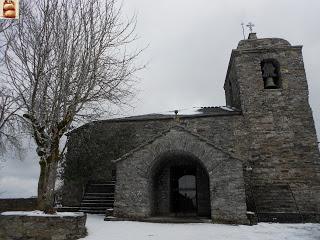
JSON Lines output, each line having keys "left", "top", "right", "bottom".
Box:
{"left": 0, "top": 211, "right": 87, "bottom": 240}
{"left": 0, "top": 198, "right": 37, "bottom": 212}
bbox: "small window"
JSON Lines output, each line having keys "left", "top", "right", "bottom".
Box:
{"left": 261, "top": 59, "right": 281, "bottom": 89}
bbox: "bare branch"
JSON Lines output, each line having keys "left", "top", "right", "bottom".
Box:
{"left": 0, "top": 86, "right": 25, "bottom": 159}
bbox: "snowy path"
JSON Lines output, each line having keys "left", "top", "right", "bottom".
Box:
{"left": 81, "top": 214, "right": 320, "bottom": 240}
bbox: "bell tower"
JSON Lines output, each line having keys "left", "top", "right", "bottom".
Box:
{"left": 225, "top": 33, "right": 320, "bottom": 222}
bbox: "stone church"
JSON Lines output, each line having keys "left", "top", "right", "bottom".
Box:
{"left": 61, "top": 33, "right": 320, "bottom": 224}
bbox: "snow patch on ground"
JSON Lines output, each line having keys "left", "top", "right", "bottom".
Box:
{"left": 81, "top": 215, "right": 320, "bottom": 240}
{"left": 1, "top": 211, "right": 84, "bottom": 217}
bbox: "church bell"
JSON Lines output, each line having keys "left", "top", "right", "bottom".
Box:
{"left": 264, "top": 77, "right": 277, "bottom": 89}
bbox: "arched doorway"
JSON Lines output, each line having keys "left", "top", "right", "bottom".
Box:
{"left": 152, "top": 151, "right": 211, "bottom": 217}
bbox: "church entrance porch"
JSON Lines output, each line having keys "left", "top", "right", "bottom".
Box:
{"left": 152, "top": 152, "right": 211, "bottom": 218}
{"left": 112, "top": 127, "right": 248, "bottom": 224}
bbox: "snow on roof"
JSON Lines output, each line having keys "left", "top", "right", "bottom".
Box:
{"left": 220, "top": 106, "right": 235, "bottom": 112}
{"left": 68, "top": 106, "right": 242, "bottom": 134}
{"left": 121, "top": 106, "right": 241, "bottom": 120}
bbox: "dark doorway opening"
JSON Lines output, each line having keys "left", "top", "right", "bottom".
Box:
{"left": 171, "top": 166, "right": 197, "bottom": 216}
{"left": 152, "top": 152, "right": 211, "bottom": 218}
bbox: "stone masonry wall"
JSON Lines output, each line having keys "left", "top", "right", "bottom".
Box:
{"left": 0, "top": 213, "right": 87, "bottom": 240}
{"left": 154, "top": 165, "right": 171, "bottom": 215}
{"left": 196, "top": 166, "right": 211, "bottom": 217}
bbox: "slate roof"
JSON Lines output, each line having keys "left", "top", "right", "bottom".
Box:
{"left": 68, "top": 106, "right": 242, "bottom": 134}
{"left": 101, "top": 106, "right": 241, "bottom": 122}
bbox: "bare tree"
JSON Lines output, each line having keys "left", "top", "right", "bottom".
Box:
{"left": 0, "top": 86, "right": 23, "bottom": 157}
{"left": 0, "top": 19, "right": 22, "bottom": 159}
{"left": 2, "top": 0, "right": 143, "bottom": 212}
{"left": 0, "top": 85, "right": 24, "bottom": 197}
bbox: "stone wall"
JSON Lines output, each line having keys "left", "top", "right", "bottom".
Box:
{"left": 196, "top": 166, "right": 211, "bottom": 217}
{"left": 154, "top": 165, "right": 171, "bottom": 215}
{"left": 224, "top": 57, "right": 242, "bottom": 109}
{"left": 0, "top": 212, "right": 87, "bottom": 240}
{"left": 0, "top": 198, "right": 37, "bottom": 212}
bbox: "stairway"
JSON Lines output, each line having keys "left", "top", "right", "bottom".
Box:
{"left": 79, "top": 181, "right": 115, "bottom": 214}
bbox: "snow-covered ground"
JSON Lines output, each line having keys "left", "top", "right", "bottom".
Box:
{"left": 81, "top": 215, "right": 320, "bottom": 240}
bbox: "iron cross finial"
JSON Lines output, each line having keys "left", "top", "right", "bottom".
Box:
{"left": 246, "top": 22, "right": 255, "bottom": 33}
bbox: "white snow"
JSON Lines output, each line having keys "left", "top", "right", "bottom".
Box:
{"left": 81, "top": 215, "right": 320, "bottom": 240}
{"left": 246, "top": 211, "right": 255, "bottom": 215}
{"left": 1, "top": 210, "right": 84, "bottom": 217}
{"left": 177, "top": 108, "right": 202, "bottom": 115}
{"left": 220, "top": 106, "right": 235, "bottom": 112}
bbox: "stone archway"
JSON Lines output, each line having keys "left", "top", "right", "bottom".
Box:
{"left": 113, "top": 126, "right": 248, "bottom": 224}
{"left": 151, "top": 151, "right": 211, "bottom": 217}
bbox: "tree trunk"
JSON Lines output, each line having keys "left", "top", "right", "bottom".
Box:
{"left": 37, "top": 144, "right": 59, "bottom": 213}
{"left": 37, "top": 158, "right": 48, "bottom": 210}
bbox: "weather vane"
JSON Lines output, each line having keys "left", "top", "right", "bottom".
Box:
{"left": 246, "top": 22, "right": 255, "bottom": 33}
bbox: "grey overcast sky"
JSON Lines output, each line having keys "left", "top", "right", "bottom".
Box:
{"left": 1, "top": 0, "right": 320, "bottom": 197}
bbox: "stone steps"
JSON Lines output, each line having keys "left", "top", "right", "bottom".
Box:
{"left": 81, "top": 203, "right": 114, "bottom": 207}
{"left": 86, "top": 184, "right": 115, "bottom": 193}
{"left": 82, "top": 199, "right": 114, "bottom": 203}
{"left": 84, "top": 193, "right": 114, "bottom": 196}
{"left": 79, "top": 181, "right": 115, "bottom": 215}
